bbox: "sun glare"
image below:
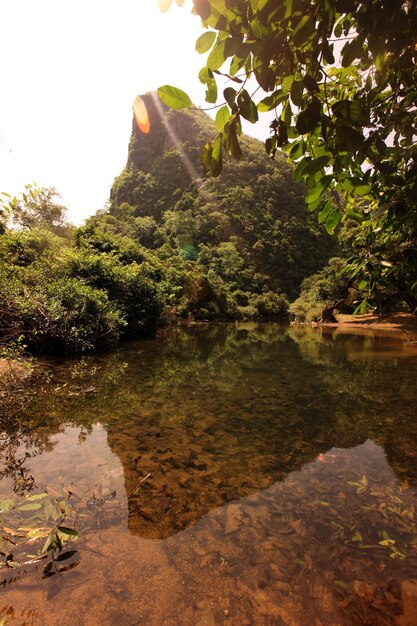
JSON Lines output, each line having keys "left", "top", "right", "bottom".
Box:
{"left": 133, "top": 96, "right": 151, "bottom": 134}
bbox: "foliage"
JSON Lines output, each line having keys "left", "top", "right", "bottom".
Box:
{"left": 159, "top": 0, "right": 417, "bottom": 311}
{"left": 0, "top": 268, "right": 125, "bottom": 352}
{"left": 2, "top": 183, "right": 72, "bottom": 237}
{"left": 0, "top": 189, "right": 162, "bottom": 353}
{"left": 108, "top": 95, "right": 336, "bottom": 318}
{"left": 0, "top": 491, "right": 79, "bottom": 577}
{"left": 289, "top": 257, "right": 353, "bottom": 322}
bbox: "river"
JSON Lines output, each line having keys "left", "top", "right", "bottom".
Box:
{"left": 1, "top": 324, "right": 417, "bottom": 625}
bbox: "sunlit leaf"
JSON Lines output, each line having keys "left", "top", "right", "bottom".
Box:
{"left": 17, "top": 503, "right": 42, "bottom": 511}
{"left": 157, "top": 85, "right": 192, "bottom": 110}
{"left": 207, "top": 40, "right": 226, "bottom": 71}
{"left": 215, "top": 105, "right": 230, "bottom": 131}
{"left": 25, "top": 493, "right": 48, "bottom": 501}
{"left": 195, "top": 31, "right": 216, "bottom": 53}
{"left": 0, "top": 499, "right": 14, "bottom": 512}
{"left": 258, "top": 89, "right": 286, "bottom": 112}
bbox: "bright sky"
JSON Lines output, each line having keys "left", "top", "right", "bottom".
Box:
{"left": 1, "top": 0, "right": 267, "bottom": 224}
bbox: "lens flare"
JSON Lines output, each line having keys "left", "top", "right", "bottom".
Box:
{"left": 133, "top": 96, "right": 150, "bottom": 134}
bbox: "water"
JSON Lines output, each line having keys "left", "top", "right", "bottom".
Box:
{"left": 1, "top": 324, "right": 417, "bottom": 625}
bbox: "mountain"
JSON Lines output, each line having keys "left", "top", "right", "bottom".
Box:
{"left": 79, "top": 92, "right": 336, "bottom": 319}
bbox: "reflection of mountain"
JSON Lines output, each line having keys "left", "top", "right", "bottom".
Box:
{"left": 2, "top": 324, "right": 417, "bottom": 534}
{"left": 101, "top": 326, "right": 417, "bottom": 538}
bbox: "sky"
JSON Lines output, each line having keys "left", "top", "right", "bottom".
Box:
{"left": 0, "top": 0, "right": 270, "bottom": 225}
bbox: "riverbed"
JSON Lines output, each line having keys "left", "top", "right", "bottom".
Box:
{"left": 1, "top": 324, "right": 417, "bottom": 625}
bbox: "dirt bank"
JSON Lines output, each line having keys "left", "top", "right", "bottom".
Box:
{"left": 322, "top": 313, "right": 417, "bottom": 336}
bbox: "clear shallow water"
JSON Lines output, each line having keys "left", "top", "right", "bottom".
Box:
{"left": 1, "top": 324, "right": 417, "bottom": 625}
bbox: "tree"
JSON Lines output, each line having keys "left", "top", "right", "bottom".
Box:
{"left": 3, "top": 184, "right": 70, "bottom": 235}
{"left": 158, "top": 0, "right": 417, "bottom": 312}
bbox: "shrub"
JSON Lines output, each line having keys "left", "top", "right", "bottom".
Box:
{"left": 289, "top": 258, "right": 352, "bottom": 323}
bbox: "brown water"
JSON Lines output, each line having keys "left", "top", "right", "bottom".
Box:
{"left": 1, "top": 324, "right": 417, "bottom": 625}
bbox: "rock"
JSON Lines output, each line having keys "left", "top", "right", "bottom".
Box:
{"left": 396, "top": 579, "right": 417, "bottom": 626}
{"left": 195, "top": 605, "right": 216, "bottom": 626}
{"left": 224, "top": 504, "right": 243, "bottom": 534}
{"left": 353, "top": 580, "right": 377, "bottom": 602}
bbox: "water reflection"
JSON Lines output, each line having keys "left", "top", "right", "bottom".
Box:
{"left": 1, "top": 324, "right": 417, "bottom": 625}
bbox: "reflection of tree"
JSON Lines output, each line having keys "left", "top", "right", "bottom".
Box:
{"left": 1, "top": 324, "right": 417, "bottom": 526}
{"left": 288, "top": 325, "right": 417, "bottom": 484}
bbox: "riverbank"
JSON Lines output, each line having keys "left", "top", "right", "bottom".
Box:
{"left": 324, "top": 313, "right": 417, "bottom": 336}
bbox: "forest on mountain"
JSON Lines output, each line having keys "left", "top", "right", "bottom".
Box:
{"left": 1, "top": 92, "right": 410, "bottom": 354}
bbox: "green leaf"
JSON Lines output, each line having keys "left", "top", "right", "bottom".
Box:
{"left": 57, "top": 526, "right": 79, "bottom": 537}
{"left": 206, "top": 75, "right": 218, "bottom": 103}
{"left": 353, "top": 299, "right": 368, "bottom": 315}
{"left": 318, "top": 199, "right": 332, "bottom": 224}
{"left": 342, "top": 37, "right": 363, "bottom": 67}
{"left": 209, "top": 0, "right": 227, "bottom": 15}
{"left": 56, "top": 550, "right": 78, "bottom": 562}
{"left": 296, "top": 100, "right": 321, "bottom": 134}
{"left": 257, "top": 0, "right": 288, "bottom": 24}
{"left": 198, "top": 67, "right": 217, "bottom": 103}
{"left": 237, "top": 89, "right": 258, "bottom": 123}
{"left": 303, "top": 74, "right": 318, "bottom": 93}
{"left": 0, "top": 499, "right": 14, "bottom": 512}
{"left": 322, "top": 40, "right": 335, "bottom": 64}
{"left": 258, "top": 90, "right": 286, "bottom": 112}
{"left": 227, "top": 120, "right": 243, "bottom": 159}
{"left": 215, "top": 105, "right": 230, "bottom": 131}
{"left": 18, "top": 502, "right": 42, "bottom": 511}
{"left": 223, "top": 87, "right": 237, "bottom": 107}
{"left": 210, "top": 132, "right": 223, "bottom": 176}
{"left": 305, "top": 174, "right": 333, "bottom": 203}
{"left": 230, "top": 55, "right": 246, "bottom": 76}
{"left": 332, "top": 100, "right": 369, "bottom": 126}
{"left": 302, "top": 155, "right": 332, "bottom": 178}
{"left": 201, "top": 141, "right": 213, "bottom": 172}
{"left": 292, "top": 15, "right": 315, "bottom": 47}
{"left": 325, "top": 208, "right": 340, "bottom": 234}
{"left": 25, "top": 493, "right": 48, "bottom": 502}
{"left": 335, "top": 125, "right": 364, "bottom": 151}
{"left": 290, "top": 81, "right": 303, "bottom": 107}
{"left": 342, "top": 177, "right": 371, "bottom": 195}
{"left": 281, "top": 100, "right": 292, "bottom": 127}
{"left": 157, "top": 85, "right": 192, "bottom": 110}
{"left": 207, "top": 39, "right": 226, "bottom": 71}
{"left": 195, "top": 31, "right": 216, "bottom": 54}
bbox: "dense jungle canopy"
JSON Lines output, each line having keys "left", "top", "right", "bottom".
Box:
{"left": 158, "top": 0, "right": 417, "bottom": 312}
{"left": 0, "top": 102, "right": 342, "bottom": 353}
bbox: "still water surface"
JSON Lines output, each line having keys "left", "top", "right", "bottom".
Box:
{"left": 1, "top": 324, "right": 417, "bottom": 625}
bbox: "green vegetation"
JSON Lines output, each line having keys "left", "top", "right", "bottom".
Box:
{"left": 1, "top": 102, "right": 339, "bottom": 353}
{"left": 289, "top": 257, "right": 352, "bottom": 322}
{"left": 0, "top": 491, "right": 79, "bottom": 576}
{"left": 159, "top": 0, "right": 417, "bottom": 313}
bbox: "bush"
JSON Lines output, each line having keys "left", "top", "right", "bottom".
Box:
{"left": 0, "top": 271, "right": 124, "bottom": 352}
{"left": 289, "top": 258, "right": 352, "bottom": 323}
{"left": 69, "top": 251, "right": 162, "bottom": 337}
{"left": 253, "top": 291, "right": 289, "bottom": 319}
